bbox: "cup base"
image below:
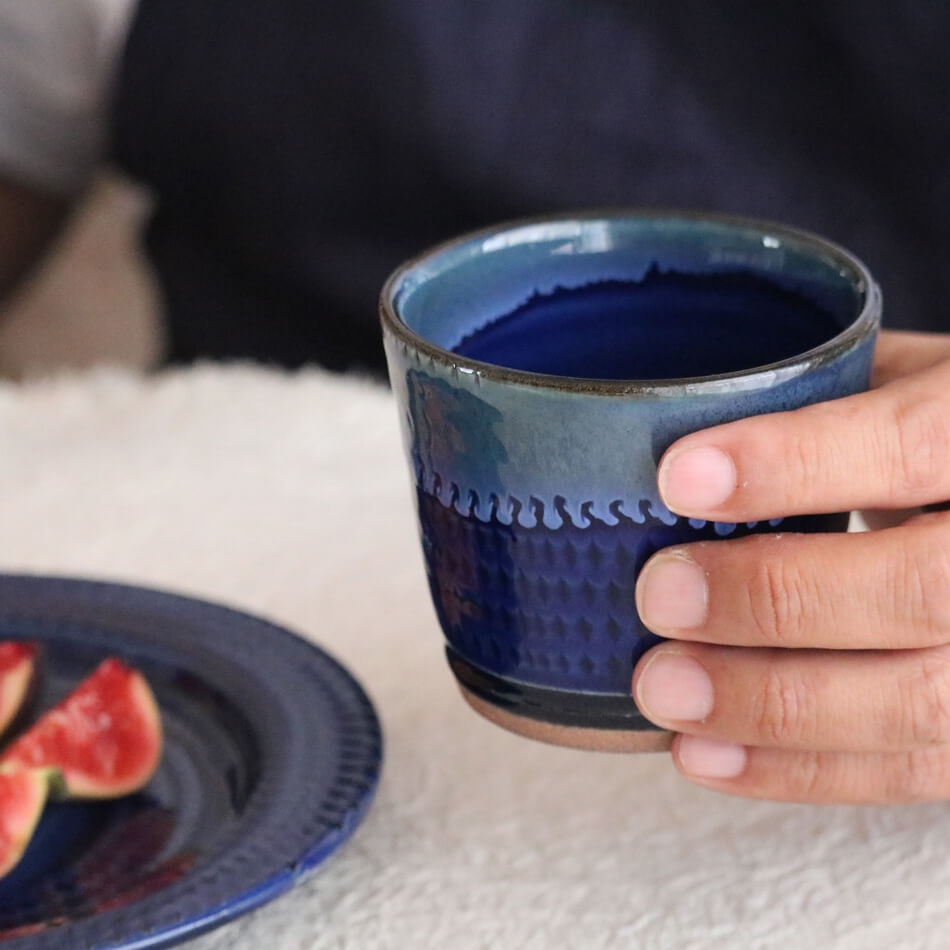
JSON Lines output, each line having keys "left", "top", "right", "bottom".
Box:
{"left": 448, "top": 647, "right": 672, "bottom": 753}
{"left": 459, "top": 686, "right": 673, "bottom": 753}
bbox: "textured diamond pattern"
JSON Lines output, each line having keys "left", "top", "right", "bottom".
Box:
{"left": 418, "top": 487, "right": 847, "bottom": 694}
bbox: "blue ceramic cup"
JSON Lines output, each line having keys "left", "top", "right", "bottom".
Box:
{"left": 380, "top": 212, "right": 880, "bottom": 752}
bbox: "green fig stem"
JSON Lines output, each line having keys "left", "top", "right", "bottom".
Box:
{"left": 41, "top": 767, "right": 69, "bottom": 801}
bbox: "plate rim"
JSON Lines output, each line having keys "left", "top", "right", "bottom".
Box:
{"left": 0, "top": 572, "right": 384, "bottom": 950}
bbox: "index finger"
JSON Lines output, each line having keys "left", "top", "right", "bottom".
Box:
{"left": 657, "top": 357, "right": 950, "bottom": 521}
{"left": 872, "top": 330, "right": 950, "bottom": 388}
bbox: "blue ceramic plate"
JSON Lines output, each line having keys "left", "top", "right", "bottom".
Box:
{"left": 0, "top": 575, "right": 382, "bottom": 949}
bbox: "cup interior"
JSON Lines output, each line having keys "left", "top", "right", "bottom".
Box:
{"left": 387, "top": 213, "right": 873, "bottom": 383}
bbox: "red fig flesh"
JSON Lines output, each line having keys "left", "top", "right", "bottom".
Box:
{"left": 2, "top": 659, "right": 162, "bottom": 799}
{"left": 0, "top": 765, "right": 48, "bottom": 878}
{"left": 0, "top": 642, "right": 38, "bottom": 739}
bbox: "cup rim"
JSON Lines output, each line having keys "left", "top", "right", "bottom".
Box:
{"left": 379, "top": 209, "right": 882, "bottom": 395}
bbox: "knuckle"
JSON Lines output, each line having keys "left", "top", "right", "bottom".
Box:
{"left": 899, "top": 649, "right": 950, "bottom": 747}
{"left": 890, "top": 392, "right": 950, "bottom": 498}
{"left": 746, "top": 554, "right": 808, "bottom": 646}
{"left": 779, "top": 399, "right": 864, "bottom": 505}
{"left": 752, "top": 662, "right": 813, "bottom": 745}
{"left": 885, "top": 749, "right": 948, "bottom": 804}
{"left": 894, "top": 519, "right": 950, "bottom": 643}
{"left": 791, "top": 750, "right": 825, "bottom": 800}
{"left": 781, "top": 425, "right": 825, "bottom": 506}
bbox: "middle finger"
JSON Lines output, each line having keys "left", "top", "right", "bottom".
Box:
{"left": 634, "top": 516, "right": 950, "bottom": 651}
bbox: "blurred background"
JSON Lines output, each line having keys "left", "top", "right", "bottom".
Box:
{"left": 0, "top": 172, "right": 160, "bottom": 378}
{"left": 2, "top": 5, "right": 946, "bottom": 380}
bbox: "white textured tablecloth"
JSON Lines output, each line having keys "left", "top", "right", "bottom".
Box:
{"left": 0, "top": 365, "right": 945, "bottom": 950}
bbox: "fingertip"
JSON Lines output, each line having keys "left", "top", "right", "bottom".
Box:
{"left": 635, "top": 551, "right": 709, "bottom": 634}
{"left": 674, "top": 734, "right": 748, "bottom": 780}
{"left": 658, "top": 445, "right": 737, "bottom": 515}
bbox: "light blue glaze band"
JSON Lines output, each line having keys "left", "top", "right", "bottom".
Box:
{"left": 383, "top": 213, "right": 880, "bottom": 531}
{"left": 384, "top": 333, "right": 876, "bottom": 531}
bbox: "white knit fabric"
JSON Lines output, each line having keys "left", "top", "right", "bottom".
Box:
{"left": 0, "top": 365, "right": 942, "bottom": 950}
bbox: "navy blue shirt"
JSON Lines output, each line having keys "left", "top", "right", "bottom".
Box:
{"left": 110, "top": 1, "right": 950, "bottom": 373}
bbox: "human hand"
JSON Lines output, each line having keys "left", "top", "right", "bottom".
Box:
{"left": 631, "top": 330, "right": 950, "bottom": 803}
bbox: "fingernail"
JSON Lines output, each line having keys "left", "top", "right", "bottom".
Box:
{"left": 659, "top": 446, "right": 737, "bottom": 513}
{"left": 636, "top": 552, "right": 708, "bottom": 632}
{"left": 677, "top": 736, "right": 747, "bottom": 779}
{"left": 635, "top": 651, "right": 714, "bottom": 723}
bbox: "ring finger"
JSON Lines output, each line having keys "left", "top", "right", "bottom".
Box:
{"left": 633, "top": 641, "right": 950, "bottom": 752}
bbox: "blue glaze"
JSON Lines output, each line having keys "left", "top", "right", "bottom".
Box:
{"left": 453, "top": 271, "right": 844, "bottom": 380}
{"left": 418, "top": 487, "right": 844, "bottom": 695}
{"left": 382, "top": 212, "right": 881, "bottom": 735}
{"left": 0, "top": 575, "right": 382, "bottom": 948}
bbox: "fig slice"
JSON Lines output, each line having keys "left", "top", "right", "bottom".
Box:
{"left": 0, "top": 765, "right": 48, "bottom": 878}
{"left": 0, "top": 642, "right": 39, "bottom": 740}
{"left": 2, "top": 658, "right": 162, "bottom": 799}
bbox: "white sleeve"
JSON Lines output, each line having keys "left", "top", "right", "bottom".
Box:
{"left": 0, "top": 0, "right": 137, "bottom": 195}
